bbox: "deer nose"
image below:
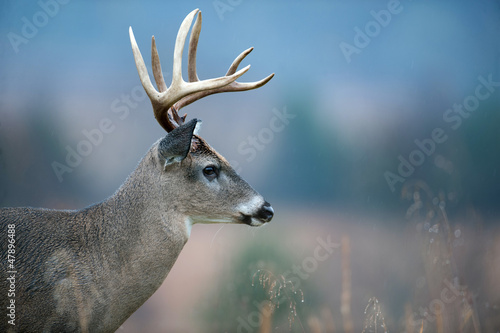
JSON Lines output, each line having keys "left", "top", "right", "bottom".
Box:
{"left": 257, "top": 202, "right": 274, "bottom": 223}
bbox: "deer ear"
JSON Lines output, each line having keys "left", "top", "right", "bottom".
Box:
{"left": 158, "top": 119, "right": 201, "bottom": 169}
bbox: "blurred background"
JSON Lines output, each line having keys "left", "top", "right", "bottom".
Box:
{"left": 1, "top": 0, "right": 500, "bottom": 332}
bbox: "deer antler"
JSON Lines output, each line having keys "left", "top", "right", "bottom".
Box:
{"left": 129, "top": 9, "right": 274, "bottom": 132}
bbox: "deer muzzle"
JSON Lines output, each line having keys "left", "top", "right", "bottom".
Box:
{"left": 256, "top": 201, "right": 274, "bottom": 223}
{"left": 239, "top": 200, "right": 274, "bottom": 226}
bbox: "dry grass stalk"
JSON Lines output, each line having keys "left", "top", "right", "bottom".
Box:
{"left": 321, "top": 306, "right": 336, "bottom": 333}
{"left": 252, "top": 269, "right": 305, "bottom": 331}
{"left": 308, "top": 316, "right": 322, "bottom": 333}
{"left": 259, "top": 301, "right": 273, "bottom": 333}
{"left": 340, "top": 234, "right": 353, "bottom": 333}
{"left": 361, "top": 297, "right": 388, "bottom": 333}
{"left": 405, "top": 303, "right": 415, "bottom": 333}
{"left": 404, "top": 182, "right": 482, "bottom": 333}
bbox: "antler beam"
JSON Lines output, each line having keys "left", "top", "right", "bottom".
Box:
{"left": 129, "top": 8, "right": 274, "bottom": 132}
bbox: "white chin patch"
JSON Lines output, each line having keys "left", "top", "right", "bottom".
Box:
{"left": 248, "top": 218, "right": 265, "bottom": 227}
{"left": 188, "top": 196, "right": 266, "bottom": 227}
{"left": 190, "top": 216, "right": 234, "bottom": 224}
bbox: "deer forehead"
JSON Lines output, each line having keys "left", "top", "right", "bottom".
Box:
{"left": 189, "top": 135, "right": 230, "bottom": 167}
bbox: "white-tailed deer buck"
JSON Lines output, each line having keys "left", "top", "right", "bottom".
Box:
{"left": 0, "top": 9, "right": 273, "bottom": 332}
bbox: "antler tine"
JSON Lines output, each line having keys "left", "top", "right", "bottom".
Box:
{"left": 173, "top": 30, "right": 274, "bottom": 110}
{"left": 188, "top": 11, "right": 202, "bottom": 82}
{"left": 224, "top": 48, "right": 275, "bottom": 89}
{"left": 170, "top": 9, "right": 250, "bottom": 95}
{"left": 151, "top": 36, "right": 167, "bottom": 92}
{"left": 226, "top": 47, "right": 254, "bottom": 76}
{"left": 130, "top": 9, "right": 272, "bottom": 132}
{"left": 174, "top": 72, "right": 274, "bottom": 110}
{"left": 173, "top": 46, "right": 275, "bottom": 110}
{"left": 164, "top": 9, "right": 250, "bottom": 106}
{"left": 230, "top": 72, "right": 275, "bottom": 90}
{"left": 129, "top": 27, "right": 158, "bottom": 99}
{"left": 171, "top": 9, "right": 199, "bottom": 87}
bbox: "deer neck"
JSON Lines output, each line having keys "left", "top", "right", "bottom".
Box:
{"left": 79, "top": 148, "right": 189, "bottom": 326}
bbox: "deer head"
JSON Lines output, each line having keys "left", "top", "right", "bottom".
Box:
{"left": 129, "top": 8, "right": 274, "bottom": 227}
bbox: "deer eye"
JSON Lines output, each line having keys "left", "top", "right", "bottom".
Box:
{"left": 202, "top": 165, "right": 219, "bottom": 181}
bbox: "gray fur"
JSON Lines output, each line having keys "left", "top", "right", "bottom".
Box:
{"left": 0, "top": 120, "right": 272, "bottom": 332}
